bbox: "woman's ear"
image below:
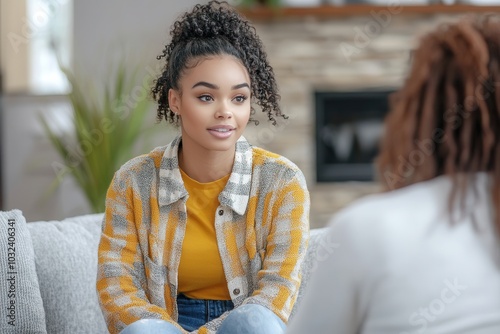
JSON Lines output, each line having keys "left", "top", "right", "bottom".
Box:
{"left": 168, "top": 88, "right": 180, "bottom": 114}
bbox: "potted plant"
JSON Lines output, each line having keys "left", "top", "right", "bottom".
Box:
{"left": 39, "top": 64, "right": 156, "bottom": 213}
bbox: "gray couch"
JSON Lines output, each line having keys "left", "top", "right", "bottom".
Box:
{"left": 0, "top": 210, "right": 328, "bottom": 334}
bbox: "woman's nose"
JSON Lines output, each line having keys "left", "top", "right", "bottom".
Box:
{"left": 215, "top": 105, "right": 232, "bottom": 119}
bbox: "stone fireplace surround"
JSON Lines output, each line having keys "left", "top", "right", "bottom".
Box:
{"left": 240, "top": 8, "right": 476, "bottom": 228}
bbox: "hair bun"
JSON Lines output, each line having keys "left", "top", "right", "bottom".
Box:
{"left": 171, "top": 1, "right": 246, "bottom": 44}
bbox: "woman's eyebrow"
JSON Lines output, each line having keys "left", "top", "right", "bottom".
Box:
{"left": 192, "top": 81, "right": 218, "bottom": 89}
{"left": 191, "top": 82, "right": 250, "bottom": 90}
{"left": 232, "top": 83, "right": 250, "bottom": 90}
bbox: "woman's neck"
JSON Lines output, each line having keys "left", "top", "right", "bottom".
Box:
{"left": 178, "top": 143, "right": 235, "bottom": 183}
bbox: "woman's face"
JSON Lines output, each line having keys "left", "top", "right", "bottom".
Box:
{"left": 168, "top": 54, "right": 251, "bottom": 155}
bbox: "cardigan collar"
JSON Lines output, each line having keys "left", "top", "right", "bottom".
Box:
{"left": 158, "top": 135, "right": 252, "bottom": 216}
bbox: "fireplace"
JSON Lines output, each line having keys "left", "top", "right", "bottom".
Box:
{"left": 315, "top": 90, "right": 394, "bottom": 182}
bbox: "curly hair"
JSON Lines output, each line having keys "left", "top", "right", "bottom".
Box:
{"left": 151, "top": 0, "right": 285, "bottom": 126}
{"left": 377, "top": 15, "right": 500, "bottom": 233}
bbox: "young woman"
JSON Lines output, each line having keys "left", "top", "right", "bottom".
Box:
{"left": 287, "top": 15, "right": 500, "bottom": 334}
{"left": 96, "top": 1, "right": 310, "bottom": 334}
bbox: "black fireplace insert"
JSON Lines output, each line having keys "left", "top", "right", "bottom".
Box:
{"left": 315, "top": 89, "right": 395, "bottom": 182}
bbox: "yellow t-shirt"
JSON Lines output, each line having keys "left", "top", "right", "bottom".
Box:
{"left": 177, "top": 169, "right": 231, "bottom": 300}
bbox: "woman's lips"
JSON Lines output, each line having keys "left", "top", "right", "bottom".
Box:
{"left": 208, "top": 127, "right": 234, "bottom": 139}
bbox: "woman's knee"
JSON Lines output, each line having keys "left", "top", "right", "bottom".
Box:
{"left": 217, "top": 304, "right": 286, "bottom": 334}
{"left": 120, "top": 319, "right": 182, "bottom": 334}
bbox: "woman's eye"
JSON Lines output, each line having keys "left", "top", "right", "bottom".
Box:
{"left": 234, "top": 95, "right": 248, "bottom": 103}
{"left": 198, "top": 95, "right": 213, "bottom": 102}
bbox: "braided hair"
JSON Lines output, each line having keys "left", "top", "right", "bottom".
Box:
{"left": 151, "top": 0, "right": 285, "bottom": 126}
{"left": 377, "top": 15, "right": 500, "bottom": 233}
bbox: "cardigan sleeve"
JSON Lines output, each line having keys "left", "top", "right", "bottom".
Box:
{"left": 241, "top": 169, "right": 310, "bottom": 321}
{"left": 96, "top": 170, "right": 187, "bottom": 334}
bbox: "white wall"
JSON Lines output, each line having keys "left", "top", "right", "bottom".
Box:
{"left": 1, "top": 0, "right": 205, "bottom": 221}
{"left": 0, "top": 0, "right": 30, "bottom": 93}
{"left": 72, "top": 0, "right": 206, "bottom": 83}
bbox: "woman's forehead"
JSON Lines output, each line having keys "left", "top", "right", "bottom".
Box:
{"left": 179, "top": 55, "right": 250, "bottom": 86}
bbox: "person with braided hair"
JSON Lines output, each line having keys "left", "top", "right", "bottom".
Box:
{"left": 287, "top": 15, "right": 500, "bottom": 334}
{"left": 96, "top": 1, "right": 309, "bottom": 334}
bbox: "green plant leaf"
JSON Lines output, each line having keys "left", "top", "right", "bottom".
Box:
{"left": 39, "top": 62, "right": 158, "bottom": 213}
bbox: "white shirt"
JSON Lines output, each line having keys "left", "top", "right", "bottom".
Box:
{"left": 287, "top": 173, "right": 500, "bottom": 334}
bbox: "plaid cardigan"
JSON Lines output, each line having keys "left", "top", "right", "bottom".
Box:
{"left": 97, "top": 136, "right": 310, "bottom": 334}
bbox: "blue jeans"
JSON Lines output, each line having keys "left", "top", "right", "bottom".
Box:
{"left": 217, "top": 303, "right": 286, "bottom": 334}
{"left": 120, "top": 319, "right": 182, "bottom": 334}
{"left": 176, "top": 293, "right": 234, "bottom": 331}
{"left": 120, "top": 295, "right": 286, "bottom": 333}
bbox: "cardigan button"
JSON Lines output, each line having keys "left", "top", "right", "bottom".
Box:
{"left": 218, "top": 209, "right": 224, "bottom": 216}
{"left": 233, "top": 288, "right": 240, "bottom": 295}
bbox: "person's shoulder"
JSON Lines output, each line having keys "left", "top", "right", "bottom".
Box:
{"left": 329, "top": 176, "right": 452, "bottom": 234}
{"left": 114, "top": 145, "right": 168, "bottom": 179}
{"left": 251, "top": 145, "right": 302, "bottom": 174}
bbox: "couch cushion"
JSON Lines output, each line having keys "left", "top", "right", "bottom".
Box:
{"left": 0, "top": 209, "right": 47, "bottom": 334}
{"left": 28, "top": 213, "right": 108, "bottom": 334}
